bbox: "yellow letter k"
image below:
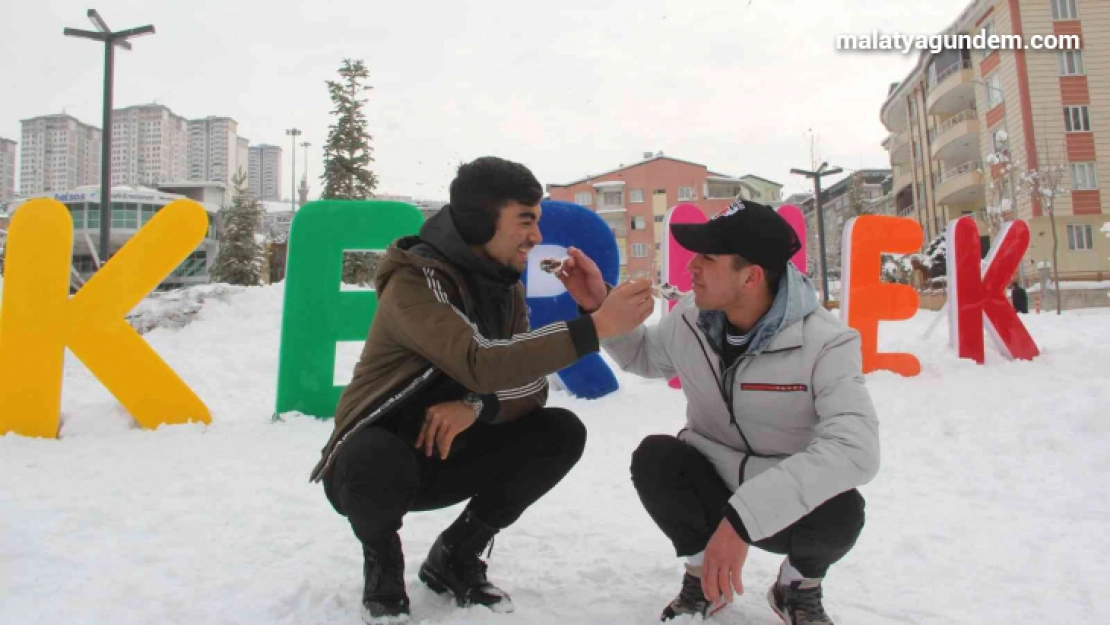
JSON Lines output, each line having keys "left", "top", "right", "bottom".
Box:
{"left": 0, "top": 198, "right": 212, "bottom": 438}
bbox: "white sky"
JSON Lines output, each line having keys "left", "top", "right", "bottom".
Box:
{"left": 0, "top": 0, "right": 974, "bottom": 200}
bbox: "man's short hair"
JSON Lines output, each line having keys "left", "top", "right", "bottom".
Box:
{"left": 732, "top": 255, "right": 784, "bottom": 296}
{"left": 449, "top": 157, "right": 542, "bottom": 244}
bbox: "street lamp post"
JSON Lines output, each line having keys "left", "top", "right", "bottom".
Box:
{"left": 64, "top": 9, "right": 154, "bottom": 266}
{"left": 791, "top": 162, "right": 843, "bottom": 305}
{"left": 286, "top": 129, "right": 301, "bottom": 212}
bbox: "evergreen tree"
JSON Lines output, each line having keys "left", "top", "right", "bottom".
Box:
{"left": 320, "top": 58, "right": 381, "bottom": 285}
{"left": 210, "top": 170, "right": 265, "bottom": 286}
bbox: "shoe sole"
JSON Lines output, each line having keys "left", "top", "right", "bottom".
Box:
{"left": 418, "top": 564, "right": 514, "bottom": 613}
{"left": 360, "top": 605, "right": 410, "bottom": 625}
{"left": 767, "top": 586, "right": 790, "bottom": 624}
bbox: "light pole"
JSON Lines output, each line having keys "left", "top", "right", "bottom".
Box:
{"left": 64, "top": 10, "right": 155, "bottom": 266}
{"left": 791, "top": 162, "right": 842, "bottom": 305}
{"left": 286, "top": 128, "right": 301, "bottom": 212}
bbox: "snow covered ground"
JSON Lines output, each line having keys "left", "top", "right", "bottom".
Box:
{"left": 3, "top": 284, "right": 1110, "bottom": 624}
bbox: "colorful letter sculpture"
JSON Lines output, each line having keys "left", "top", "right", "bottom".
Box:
{"left": 661, "top": 203, "right": 707, "bottom": 389}
{"left": 275, "top": 200, "right": 424, "bottom": 417}
{"left": 839, "top": 215, "right": 923, "bottom": 376}
{"left": 523, "top": 200, "right": 620, "bottom": 399}
{"left": 946, "top": 217, "right": 1039, "bottom": 364}
{"left": 775, "top": 204, "right": 808, "bottom": 273}
{"left": 0, "top": 198, "right": 212, "bottom": 438}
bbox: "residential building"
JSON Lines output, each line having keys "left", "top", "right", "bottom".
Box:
{"left": 19, "top": 114, "right": 102, "bottom": 195}
{"left": 110, "top": 104, "right": 189, "bottom": 187}
{"left": 547, "top": 153, "right": 761, "bottom": 281}
{"left": 739, "top": 174, "right": 785, "bottom": 205}
{"left": 1, "top": 137, "right": 16, "bottom": 202}
{"left": 248, "top": 144, "right": 283, "bottom": 201}
{"left": 782, "top": 191, "right": 814, "bottom": 207}
{"left": 799, "top": 169, "right": 893, "bottom": 286}
{"left": 880, "top": 0, "right": 1110, "bottom": 283}
{"left": 9, "top": 184, "right": 221, "bottom": 290}
{"left": 188, "top": 116, "right": 246, "bottom": 186}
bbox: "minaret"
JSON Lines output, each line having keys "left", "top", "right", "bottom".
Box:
{"left": 298, "top": 173, "right": 309, "bottom": 207}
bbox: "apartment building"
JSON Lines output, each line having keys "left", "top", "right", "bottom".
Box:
{"left": 188, "top": 117, "right": 247, "bottom": 186}
{"left": 111, "top": 104, "right": 189, "bottom": 187}
{"left": 248, "top": 144, "right": 283, "bottom": 201}
{"left": 19, "top": 114, "right": 102, "bottom": 195}
{"left": 880, "top": 0, "right": 1109, "bottom": 282}
{"left": 739, "top": 175, "right": 785, "bottom": 205}
{"left": 547, "top": 153, "right": 766, "bottom": 281}
{"left": 0, "top": 138, "right": 16, "bottom": 202}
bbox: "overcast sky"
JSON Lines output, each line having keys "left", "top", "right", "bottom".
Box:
{"left": 1, "top": 0, "right": 974, "bottom": 200}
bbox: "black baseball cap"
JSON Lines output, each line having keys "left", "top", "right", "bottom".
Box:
{"left": 671, "top": 199, "right": 800, "bottom": 271}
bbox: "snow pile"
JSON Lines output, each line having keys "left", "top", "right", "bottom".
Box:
{"left": 125, "top": 283, "right": 249, "bottom": 335}
{"left": 3, "top": 287, "right": 1110, "bottom": 624}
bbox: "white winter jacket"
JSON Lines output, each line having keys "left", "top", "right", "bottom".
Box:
{"left": 602, "top": 264, "right": 880, "bottom": 542}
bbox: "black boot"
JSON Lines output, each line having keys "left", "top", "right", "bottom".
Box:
{"left": 361, "top": 533, "right": 410, "bottom": 624}
{"left": 418, "top": 509, "right": 513, "bottom": 613}
{"left": 660, "top": 566, "right": 710, "bottom": 621}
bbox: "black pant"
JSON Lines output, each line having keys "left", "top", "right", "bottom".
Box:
{"left": 630, "top": 434, "right": 865, "bottom": 579}
{"left": 323, "top": 407, "right": 587, "bottom": 548}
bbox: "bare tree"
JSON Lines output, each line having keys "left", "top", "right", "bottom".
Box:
{"left": 983, "top": 129, "right": 1015, "bottom": 240}
{"left": 1016, "top": 155, "right": 1069, "bottom": 315}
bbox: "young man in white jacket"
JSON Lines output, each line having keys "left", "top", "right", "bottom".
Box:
{"left": 555, "top": 199, "right": 880, "bottom": 625}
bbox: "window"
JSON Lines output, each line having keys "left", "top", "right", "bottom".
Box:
{"left": 1064, "top": 106, "right": 1090, "bottom": 132}
{"left": 632, "top": 215, "right": 646, "bottom": 230}
{"left": 678, "top": 186, "right": 696, "bottom": 200}
{"left": 1052, "top": 0, "right": 1078, "bottom": 20}
{"left": 141, "top": 204, "right": 157, "bottom": 224}
{"left": 978, "top": 21, "right": 994, "bottom": 58}
{"left": 630, "top": 189, "right": 644, "bottom": 203}
{"left": 1071, "top": 162, "right": 1098, "bottom": 189}
{"left": 631, "top": 243, "right": 648, "bottom": 258}
{"left": 654, "top": 215, "right": 664, "bottom": 222}
{"left": 601, "top": 190, "right": 623, "bottom": 206}
{"left": 986, "top": 73, "right": 1003, "bottom": 108}
{"left": 1067, "top": 224, "right": 1093, "bottom": 250}
{"left": 574, "top": 191, "right": 591, "bottom": 206}
{"left": 1059, "top": 50, "right": 1084, "bottom": 75}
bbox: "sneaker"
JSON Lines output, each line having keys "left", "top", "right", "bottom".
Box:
{"left": 418, "top": 510, "right": 513, "bottom": 613}
{"left": 660, "top": 567, "right": 710, "bottom": 621}
{"left": 767, "top": 579, "right": 833, "bottom": 625}
{"left": 361, "top": 533, "right": 410, "bottom": 625}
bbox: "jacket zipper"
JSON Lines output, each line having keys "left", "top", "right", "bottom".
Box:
{"left": 682, "top": 316, "right": 764, "bottom": 460}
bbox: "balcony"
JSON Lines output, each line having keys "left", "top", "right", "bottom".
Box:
{"left": 929, "top": 111, "right": 981, "bottom": 164}
{"left": 927, "top": 59, "right": 975, "bottom": 115}
{"left": 933, "top": 161, "right": 984, "bottom": 205}
{"left": 884, "top": 129, "right": 911, "bottom": 166}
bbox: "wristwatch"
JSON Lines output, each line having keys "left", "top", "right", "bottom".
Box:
{"left": 462, "top": 392, "right": 483, "bottom": 419}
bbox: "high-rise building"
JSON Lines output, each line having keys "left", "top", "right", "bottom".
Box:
{"left": 0, "top": 137, "right": 16, "bottom": 202}
{"left": 19, "top": 114, "right": 102, "bottom": 195}
{"left": 248, "top": 144, "right": 283, "bottom": 201}
{"left": 880, "top": 0, "right": 1109, "bottom": 282}
{"left": 110, "top": 104, "right": 188, "bottom": 187}
{"left": 188, "top": 116, "right": 245, "bottom": 187}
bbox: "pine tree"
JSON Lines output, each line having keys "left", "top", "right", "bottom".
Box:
{"left": 210, "top": 170, "right": 265, "bottom": 286}
{"left": 320, "top": 58, "right": 381, "bottom": 285}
